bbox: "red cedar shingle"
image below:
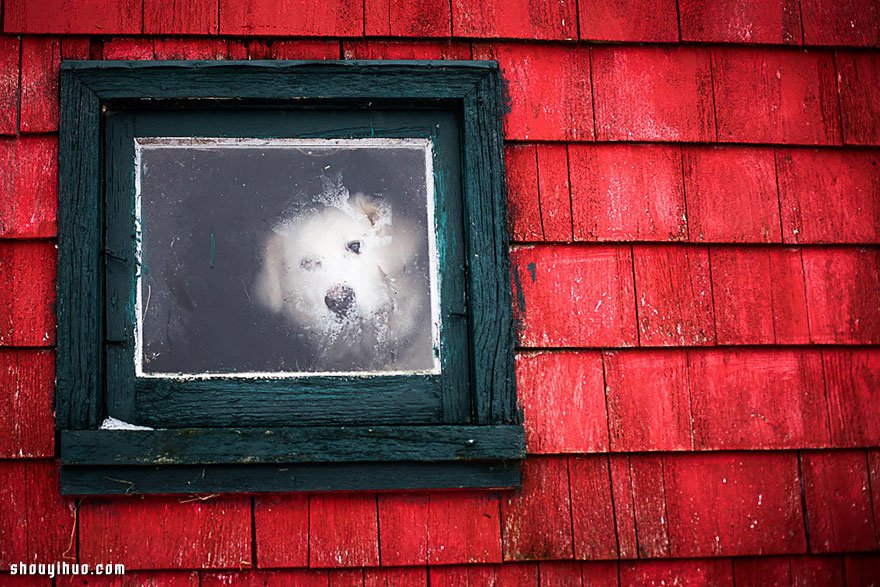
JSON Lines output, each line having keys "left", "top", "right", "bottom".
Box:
{"left": 3, "top": 0, "right": 142, "bottom": 34}
{"left": 712, "top": 48, "right": 841, "bottom": 145}
{"left": 364, "top": 567, "right": 428, "bottom": 586}
{"left": 365, "top": 0, "right": 452, "bottom": 36}
{"left": 837, "top": 52, "right": 880, "bottom": 146}
{"left": 254, "top": 494, "right": 309, "bottom": 568}
{"left": 802, "top": 248, "right": 880, "bottom": 344}
{"left": 270, "top": 41, "right": 340, "bottom": 60}
{"left": 603, "top": 350, "right": 694, "bottom": 452}
{"left": 425, "top": 493, "right": 503, "bottom": 564}
{"left": 152, "top": 39, "right": 229, "bottom": 60}
{"left": 309, "top": 494, "right": 379, "bottom": 568}
{"left": 620, "top": 559, "right": 734, "bottom": 587}
{"left": 144, "top": 0, "right": 219, "bottom": 35}
{"left": 609, "top": 456, "right": 638, "bottom": 558}
{"left": 0, "top": 37, "right": 20, "bottom": 136}
{"left": 102, "top": 38, "right": 156, "bottom": 60}
{"left": 801, "top": 0, "right": 880, "bottom": 46}
{"left": 504, "top": 145, "right": 543, "bottom": 242}
{"left": 732, "top": 556, "right": 844, "bottom": 586}
{"left": 0, "top": 461, "right": 27, "bottom": 568}
{"left": 679, "top": 0, "right": 801, "bottom": 44}
{"left": 60, "top": 37, "right": 92, "bottom": 59}
{"left": 0, "top": 136, "right": 58, "bottom": 239}
{"left": 776, "top": 149, "right": 880, "bottom": 244}
{"left": 536, "top": 145, "right": 573, "bottom": 242}
{"left": 711, "top": 247, "right": 810, "bottom": 345}
{"left": 688, "top": 349, "right": 830, "bottom": 450}
{"left": 569, "top": 456, "right": 618, "bottom": 560}
{"left": 501, "top": 457, "right": 574, "bottom": 561}
{"left": 472, "top": 44, "right": 593, "bottom": 142}
{"left": 0, "top": 350, "right": 54, "bottom": 458}
{"left": 511, "top": 245, "right": 637, "bottom": 348}
{"left": 681, "top": 146, "right": 781, "bottom": 243}
{"left": 218, "top": 0, "right": 363, "bottom": 36}
{"left": 662, "top": 452, "right": 807, "bottom": 556}
{"left": 0, "top": 241, "right": 57, "bottom": 347}
{"left": 58, "top": 572, "right": 199, "bottom": 586}
{"left": 19, "top": 37, "right": 60, "bottom": 134}
{"left": 823, "top": 349, "right": 880, "bottom": 448}
{"left": 79, "top": 495, "right": 251, "bottom": 569}
{"left": 844, "top": 556, "right": 880, "bottom": 587}
{"left": 203, "top": 570, "right": 329, "bottom": 586}
{"left": 377, "top": 494, "right": 429, "bottom": 566}
{"left": 591, "top": 46, "right": 715, "bottom": 142}
{"left": 579, "top": 0, "right": 679, "bottom": 42}
{"left": 515, "top": 351, "right": 609, "bottom": 454}
{"left": 802, "top": 451, "right": 878, "bottom": 553}
{"left": 871, "top": 451, "right": 880, "bottom": 536}
{"left": 628, "top": 455, "right": 672, "bottom": 557}
{"left": 583, "top": 562, "right": 620, "bottom": 585}
{"left": 452, "top": 0, "right": 577, "bottom": 39}
{"left": 343, "top": 41, "right": 469, "bottom": 60}
{"left": 632, "top": 245, "right": 716, "bottom": 346}
{"left": 24, "top": 461, "right": 77, "bottom": 565}
{"left": 569, "top": 144, "right": 687, "bottom": 242}
{"left": 429, "top": 563, "right": 539, "bottom": 585}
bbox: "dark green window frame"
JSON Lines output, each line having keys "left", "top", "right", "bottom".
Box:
{"left": 56, "top": 61, "right": 524, "bottom": 495}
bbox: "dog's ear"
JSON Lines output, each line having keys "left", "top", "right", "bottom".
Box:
{"left": 253, "top": 233, "right": 286, "bottom": 313}
{"left": 350, "top": 192, "right": 387, "bottom": 226}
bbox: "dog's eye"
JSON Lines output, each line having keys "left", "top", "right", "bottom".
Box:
{"left": 346, "top": 240, "right": 362, "bottom": 254}
{"left": 299, "top": 257, "right": 321, "bottom": 271}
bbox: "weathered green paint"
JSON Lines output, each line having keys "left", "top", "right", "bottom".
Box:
{"left": 57, "top": 60, "right": 521, "bottom": 494}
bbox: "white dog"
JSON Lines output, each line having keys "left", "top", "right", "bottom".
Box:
{"left": 254, "top": 181, "right": 435, "bottom": 372}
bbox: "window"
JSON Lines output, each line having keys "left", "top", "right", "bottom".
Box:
{"left": 57, "top": 61, "right": 523, "bottom": 494}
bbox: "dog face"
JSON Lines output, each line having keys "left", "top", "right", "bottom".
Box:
{"left": 254, "top": 191, "right": 430, "bottom": 369}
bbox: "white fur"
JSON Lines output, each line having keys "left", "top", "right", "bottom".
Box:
{"left": 254, "top": 190, "right": 434, "bottom": 371}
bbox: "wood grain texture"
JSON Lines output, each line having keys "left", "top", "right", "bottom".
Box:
{"left": 801, "top": 451, "right": 878, "bottom": 553}
{"left": 19, "top": 37, "right": 60, "bottom": 133}
{"left": 837, "top": 52, "right": 880, "bottom": 145}
{"left": 0, "top": 461, "right": 27, "bottom": 569}
{"left": 569, "top": 144, "right": 687, "bottom": 242}
{"left": 3, "top": 0, "right": 142, "bottom": 34}
{"left": 145, "top": 0, "right": 219, "bottom": 35}
{"left": 802, "top": 248, "right": 880, "bottom": 344}
{"left": 61, "top": 37, "right": 93, "bottom": 60}
{"left": 871, "top": 451, "right": 880, "bottom": 537}
{"left": 152, "top": 39, "right": 230, "bottom": 60}
{"left": 309, "top": 494, "right": 379, "bottom": 568}
{"left": 101, "top": 38, "right": 157, "bottom": 60}
{"left": 0, "top": 37, "right": 19, "bottom": 136}
{"left": 608, "top": 457, "right": 638, "bottom": 558}
{"left": 504, "top": 144, "right": 543, "bottom": 242}
{"left": 429, "top": 563, "right": 539, "bottom": 585}
{"left": 682, "top": 146, "right": 781, "bottom": 243}
{"left": 579, "top": 0, "right": 679, "bottom": 42}
{"left": 0, "top": 136, "right": 58, "bottom": 238}
{"left": 620, "top": 559, "right": 733, "bottom": 587}
{"left": 57, "top": 572, "right": 199, "bottom": 586}
{"left": 536, "top": 145, "right": 573, "bottom": 242}
{"left": 711, "top": 247, "right": 810, "bottom": 345}
{"left": 452, "top": 0, "right": 577, "bottom": 39}
{"left": 203, "top": 570, "right": 330, "bottom": 586}
{"left": 688, "top": 349, "right": 830, "bottom": 450}
{"left": 800, "top": 0, "right": 879, "bottom": 46}
{"left": 260, "top": 40, "right": 340, "bottom": 60}
{"left": 218, "top": 0, "right": 364, "bottom": 36}
{"left": 777, "top": 148, "right": 880, "bottom": 243}
{"left": 733, "top": 556, "right": 844, "bottom": 587}
{"left": 254, "top": 494, "right": 309, "bottom": 568}
{"left": 472, "top": 44, "right": 593, "bottom": 142}
{"left": 627, "top": 455, "right": 672, "bottom": 557}
{"left": 845, "top": 556, "right": 880, "bottom": 586}
{"left": 591, "top": 46, "right": 715, "bottom": 142}
{"left": 569, "top": 456, "right": 617, "bottom": 560}
{"left": 343, "top": 41, "right": 470, "bottom": 60}
{"left": 365, "top": 0, "right": 451, "bottom": 36}
{"left": 632, "top": 245, "right": 715, "bottom": 346}
{"left": 516, "top": 351, "right": 609, "bottom": 454}
{"left": 501, "top": 457, "right": 574, "bottom": 561}
{"left": 604, "top": 350, "right": 694, "bottom": 452}
{"left": 511, "top": 245, "right": 637, "bottom": 348}
{"left": 679, "top": 0, "right": 801, "bottom": 43}
{"left": 823, "top": 349, "right": 880, "bottom": 447}
{"left": 24, "top": 461, "right": 77, "bottom": 565}
{"left": 663, "top": 452, "right": 807, "bottom": 556}
{"left": 0, "top": 240, "right": 56, "bottom": 347}
{"left": 0, "top": 350, "right": 54, "bottom": 458}
{"left": 712, "top": 47, "right": 841, "bottom": 145}
{"left": 79, "top": 495, "right": 251, "bottom": 569}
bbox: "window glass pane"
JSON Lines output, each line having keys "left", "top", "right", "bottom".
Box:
{"left": 136, "top": 138, "right": 440, "bottom": 377}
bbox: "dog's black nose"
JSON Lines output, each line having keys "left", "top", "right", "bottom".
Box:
{"left": 325, "top": 285, "right": 355, "bottom": 315}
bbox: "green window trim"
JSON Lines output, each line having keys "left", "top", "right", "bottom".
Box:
{"left": 57, "top": 60, "right": 523, "bottom": 495}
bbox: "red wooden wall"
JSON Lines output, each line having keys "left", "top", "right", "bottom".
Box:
{"left": 2, "top": 0, "right": 880, "bottom": 585}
